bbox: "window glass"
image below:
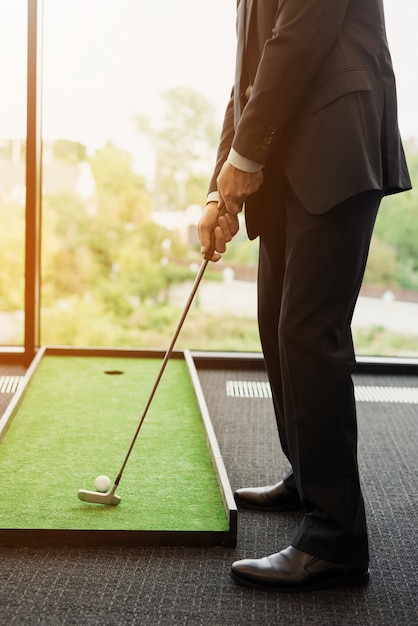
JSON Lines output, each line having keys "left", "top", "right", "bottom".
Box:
{"left": 357, "top": 0, "right": 418, "bottom": 357}
{"left": 41, "top": 0, "right": 418, "bottom": 358}
{"left": 0, "top": 1, "right": 27, "bottom": 348}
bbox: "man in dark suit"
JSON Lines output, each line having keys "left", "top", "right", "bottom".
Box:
{"left": 198, "top": 0, "right": 411, "bottom": 592}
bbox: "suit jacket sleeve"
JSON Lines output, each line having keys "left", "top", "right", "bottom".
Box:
{"left": 233, "top": 0, "right": 353, "bottom": 164}
{"left": 208, "top": 0, "right": 241, "bottom": 194}
{"left": 208, "top": 89, "right": 235, "bottom": 194}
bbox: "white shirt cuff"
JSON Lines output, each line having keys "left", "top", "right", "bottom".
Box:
{"left": 227, "top": 148, "right": 263, "bottom": 173}
{"left": 206, "top": 191, "right": 220, "bottom": 204}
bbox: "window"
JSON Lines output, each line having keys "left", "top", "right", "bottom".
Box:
{"left": 2, "top": 1, "right": 418, "bottom": 361}
{"left": 0, "top": 1, "right": 27, "bottom": 349}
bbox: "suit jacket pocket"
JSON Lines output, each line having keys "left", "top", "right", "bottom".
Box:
{"left": 309, "top": 67, "right": 372, "bottom": 114}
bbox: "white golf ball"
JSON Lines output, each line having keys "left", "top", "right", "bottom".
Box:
{"left": 94, "top": 475, "right": 111, "bottom": 492}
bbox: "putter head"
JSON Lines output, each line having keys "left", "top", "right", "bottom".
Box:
{"left": 77, "top": 483, "right": 121, "bottom": 506}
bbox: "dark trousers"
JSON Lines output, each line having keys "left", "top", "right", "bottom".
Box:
{"left": 257, "top": 175, "right": 382, "bottom": 565}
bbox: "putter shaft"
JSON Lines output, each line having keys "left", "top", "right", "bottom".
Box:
{"left": 78, "top": 258, "right": 211, "bottom": 505}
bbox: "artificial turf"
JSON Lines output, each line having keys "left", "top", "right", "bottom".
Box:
{"left": 0, "top": 355, "right": 229, "bottom": 532}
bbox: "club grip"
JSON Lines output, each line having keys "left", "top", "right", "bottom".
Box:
{"left": 204, "top": 205, "right": 228, "bottom": 261}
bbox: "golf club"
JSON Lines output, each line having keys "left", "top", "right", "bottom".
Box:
{"left": 78, "top": 482, "right": 121, "bottom": 505}
{"left": 78, "top": 211, "right": 224, "bottom": 505}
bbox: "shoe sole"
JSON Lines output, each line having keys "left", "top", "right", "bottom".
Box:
{"left": 234, "top": 500, "right": 303, "bottom": 513}
{"left": 230, "top": 569, "right": 370, "bottom": 592}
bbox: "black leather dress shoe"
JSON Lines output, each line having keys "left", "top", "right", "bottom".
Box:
{"left": 231, "top": 546, "right": 370, "bottom": 592}
{"left": 234, "top": 481, "right": 302, "bottom": 511}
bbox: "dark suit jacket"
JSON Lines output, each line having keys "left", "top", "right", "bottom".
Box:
{"left": 209, "top": 0, "right": 411, "bottom": 239}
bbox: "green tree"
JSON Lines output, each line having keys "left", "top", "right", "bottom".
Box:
{"left": 136, "top": 86, "right": 220, "bottom": 210}
{"left": 365, "top": 151, "right": 418, "bottom": 290}
{"left": 41, "top": 145, "right": 193, "bottom": 343}
{"left": 0, "top": 203, "right": 25, "bottom": 311}
{"left": 90, "top": 143, "right": 152, "bottom": 225}
{"left": 363, "top": 237, "right": 398, "bottom": 287}
{"left": 53, "top": 139, "right": 88, "bottom": 165}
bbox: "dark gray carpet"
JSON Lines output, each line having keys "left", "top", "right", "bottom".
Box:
{"left": 0, "top": 367, "right": 417, "bottom": 625}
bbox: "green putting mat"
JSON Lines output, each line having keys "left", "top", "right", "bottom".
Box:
{"left": 0, "top": 355, "right": 229, "bottom": 534}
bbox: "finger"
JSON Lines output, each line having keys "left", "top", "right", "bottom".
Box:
{"left": 218, "top": 215, "right": 234, "bottom": 243}
{"left": 225, "top": 213, "right": 240, "bottom": 237}
{"left": 214, "top": 225, "right": 227, "bottom": 253}
{"left": 201, "top": 222, "right": 225, "bottom": 260}
{"left": 198, "top": 216, "right": 216, "bottom": 256}
{"left": 199, "top": 235, "right": 212, "bottom": 256}
{"left": 199, "top": 202, "right": 229, "bottom": 261}
{"left": 203, "top": 231, "right": 222, "bottom": 262}
{"left": 230, "top": 216, "right": 240, "bottom": 237}
{"left": 223, "top": 199, "right": 242, "bottom": 216}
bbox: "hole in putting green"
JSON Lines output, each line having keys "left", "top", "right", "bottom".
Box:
{"left": 104, "top": 370, "right": 124, "bottom": 375}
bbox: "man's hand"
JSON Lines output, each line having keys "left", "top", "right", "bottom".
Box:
{"left": 198, "top": 201, "right": 240, "bottom": 262}
{"left": 217, "top": 161, "right": 263, "bottom": 215}
{"left": 198, "top": 161, "right": 263, "bottom": 262}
